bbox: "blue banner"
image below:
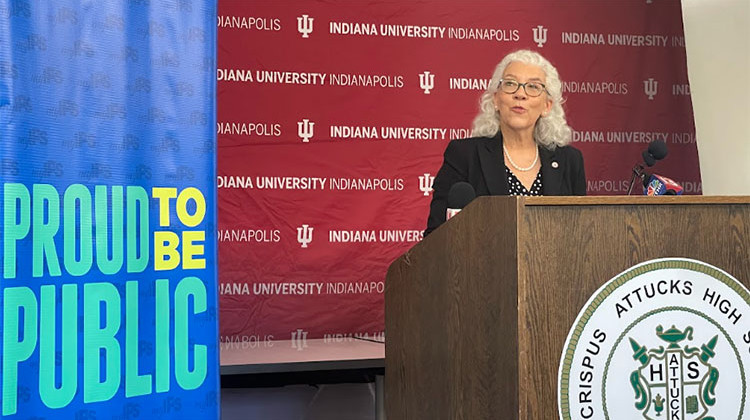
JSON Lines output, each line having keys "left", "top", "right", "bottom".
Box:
{"left": 0, "top": 1, "right": 218, "bottom": 418}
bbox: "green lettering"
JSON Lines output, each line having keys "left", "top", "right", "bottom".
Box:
{"left": 2, "top": 287, "right": 38, "bottom": 416}
{"left": 63, "top": 184, "right": 93, "bottom": 276}
{"left": 95, "top": 185, "right": 124, "bottom": 274}
{"left": 125, "top": 281, "right": 152, "bottom": 397}
{"left": 39, "top": 284, "right": 77, "bottom": 408}
{"left": 127, "top": 186, "right": 149, "bottom": 273}
{"left": 33, "top": 184, "right": 61, "bottom": 277}
{"left": 3, "top": 183, "right": 30, "bottom": 279}
{"left": 83, "top": 282, "right": 121, "bottom": 403}
{"left": 156, "top": 279, "right": 170, "bottom": 392}
{"left": 174, "top": 276, "right": 207, "bottom": 390}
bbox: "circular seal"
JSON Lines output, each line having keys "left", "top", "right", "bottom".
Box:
{"left": 558, "top": 258, "right": 749, "bottom": 420}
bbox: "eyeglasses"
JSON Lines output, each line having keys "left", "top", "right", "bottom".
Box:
{"left": 498, "top": 79, "right": 548, "bottom": 97}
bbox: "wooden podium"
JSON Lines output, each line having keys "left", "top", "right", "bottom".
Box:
{"left": 385, "top": 196, "right": 749, "bottom": 419}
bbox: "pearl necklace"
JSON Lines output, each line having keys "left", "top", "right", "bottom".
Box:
{"left": 503, "top": 144, "right": 539, "bottom": 172}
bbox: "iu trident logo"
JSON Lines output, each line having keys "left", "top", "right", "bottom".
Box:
{"left": 533, "top": 25, "right": 548, "bottom": 48}
{"left": 297, "top": 224, "right": 313, "bottom": 248}
{"left": 298, "top": 119, "right": 314, "bottom": 143}
{"left": 419, "top": 173, "right": 435, "bottom": 196}
{"left": 297, "top": 14, "right": 314, "bottom": 38}
{"left": 644, "top": 78, "right": 658, "bottom": 100}
{"left": 291, "top": 329, "right": 308, "bottom": 351}
{"left": 419, "top": 71, "right": 435, "bottom": 94}
{"left": 629, "top": 325, "right": 719, "bottom": 419}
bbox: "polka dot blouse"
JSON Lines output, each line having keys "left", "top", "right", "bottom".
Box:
{"left": 506, "top": 166, "right": 543, "bottom": 196}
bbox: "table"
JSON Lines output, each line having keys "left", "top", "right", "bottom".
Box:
{"left": 220, "top": 338, "right": 386, "bottom": 419}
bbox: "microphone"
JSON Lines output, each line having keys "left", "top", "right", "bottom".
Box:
{"left": 446, "top": 182, "right": 476, "bottom": 221}
{"left": 627, "top": 140, "right": 669, "bottom": 195}
{"left": 643, "top": 173, "right": 683, "bottom": 196}
{"left": 647, "top": 139, "right": 668, "bottom": 161}
{"left": 641, "top": 150, "right": 655, "bottom": 167}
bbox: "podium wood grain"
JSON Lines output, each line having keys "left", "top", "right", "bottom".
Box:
{"left": 386, "top": 196, "right": 749, "bottom": 420}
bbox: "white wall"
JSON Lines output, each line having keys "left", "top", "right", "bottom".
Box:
{"left": 682, "top": 0, "right": 750, "bottom": 195}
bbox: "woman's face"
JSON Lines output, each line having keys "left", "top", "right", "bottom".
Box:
{"left": 492, "top": 61, "right": 553, "bottom": 136}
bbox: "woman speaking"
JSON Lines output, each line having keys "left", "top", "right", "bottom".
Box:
{"left": 425, "top": 50, "right": 586, "bottom": 236}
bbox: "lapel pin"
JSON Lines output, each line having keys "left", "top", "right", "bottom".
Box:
{"left": 551, "top": 161, "right": 559, "bottom": 169}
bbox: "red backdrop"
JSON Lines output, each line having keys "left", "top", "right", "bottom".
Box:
{"left": 217, "top": 0, "right": 699, "bottom": 346}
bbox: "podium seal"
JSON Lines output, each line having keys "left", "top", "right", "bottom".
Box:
{"left": 558, "top": 258, "right": 749, "bottom": 420}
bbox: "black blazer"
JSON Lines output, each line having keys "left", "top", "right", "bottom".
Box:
{"left": 425, "top": 131, "right": 586, "bottom": 236}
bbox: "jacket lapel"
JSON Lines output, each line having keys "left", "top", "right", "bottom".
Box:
{"left": 478, "top": 131, "right": 508, "bottom": 195}
{"left": 540, "top": 146, "right": 563, "bottom": 195}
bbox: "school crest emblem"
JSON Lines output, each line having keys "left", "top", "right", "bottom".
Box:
{"left": 558, "top": 258, "right": 748, "bottom": 420}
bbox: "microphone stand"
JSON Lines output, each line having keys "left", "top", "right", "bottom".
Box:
{"left": 626, "top": 164, "right": 645, "bottom": 195}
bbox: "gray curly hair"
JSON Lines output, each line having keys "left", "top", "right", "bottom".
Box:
{"left": 471, "top": 49, "right": 572, "bottom": 149}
